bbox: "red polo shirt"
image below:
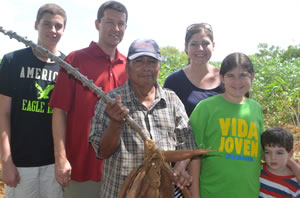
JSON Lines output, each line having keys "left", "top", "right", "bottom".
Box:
{"left": 50, "top": 42, "right": 128, "bottom": 181}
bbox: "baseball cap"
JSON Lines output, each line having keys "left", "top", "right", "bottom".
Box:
{"left": 127, "top": 39, "right": 162, "bottom": 61}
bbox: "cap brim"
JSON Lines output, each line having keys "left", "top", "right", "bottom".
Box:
{"left": 128, "top": 52, "right": 162, "bottom": 61}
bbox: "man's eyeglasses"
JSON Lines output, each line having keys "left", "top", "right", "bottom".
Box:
{"left": 186, "top": 23, "right": 213, "bottom": 33}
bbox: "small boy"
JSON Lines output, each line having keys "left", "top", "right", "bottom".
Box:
{"left": 260, "top": 127, "right": 300, "bottom": 198}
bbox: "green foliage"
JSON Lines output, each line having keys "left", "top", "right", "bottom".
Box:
{"left": 158, "top": 43, "right": 300, "bottom": 128}
{"left": 251, "top": 44, "right": 300, "bottom": 128}
{"left": 211, "top": 61, "right": 221, "bottom": 68}
{"left": 281, "top": 44, "right": 300, "bottom": 61}
{"left": 158, "top": 46, "right": 188, "bottom": 85}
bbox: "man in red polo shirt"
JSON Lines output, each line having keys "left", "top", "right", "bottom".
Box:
{"left": 49, "top": 1, "right": 128, "bottom": 198}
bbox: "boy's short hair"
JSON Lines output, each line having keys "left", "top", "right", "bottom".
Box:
{"left": 36, "top": 3, "right": 67, "bottom": 26}
{"left": 261, "top": 127, "right": 294, "bottom": 152}
{"left": 97, "top": 1, "right": 128, "bottom": 22}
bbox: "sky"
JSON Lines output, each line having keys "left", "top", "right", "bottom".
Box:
{"left": 1, "top": 0, "right": 300, "bottom": 61}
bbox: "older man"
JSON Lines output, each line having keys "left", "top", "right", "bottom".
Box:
{"left": 89, "top": 39, "right": 198, "bottom": 197}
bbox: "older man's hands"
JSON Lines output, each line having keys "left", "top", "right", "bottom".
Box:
{"left": 105, "top": 95, "right": 129, "bottom": 125}
{"left": 173, "top": 159, "right": 192, "bottom": 189}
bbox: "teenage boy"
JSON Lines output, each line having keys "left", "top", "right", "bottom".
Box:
{"left": 260, "top": 127, "right": 300, "bottom": 198}
{"left": 0, "top": 3, "right": 66, "bottom": 198}
{"left": 49, "top": 1, "right": 128, "bottom": 198}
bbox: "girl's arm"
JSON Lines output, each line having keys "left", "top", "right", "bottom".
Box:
{"left": 287, "top": 158, "right": 300, "bottom": 184}
{"left": 188, "top": 158, "right": 201, "bottom": 198}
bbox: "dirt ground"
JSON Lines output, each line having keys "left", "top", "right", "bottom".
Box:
{"left": 0, "top": 125, "right": 299, "bottom": 197}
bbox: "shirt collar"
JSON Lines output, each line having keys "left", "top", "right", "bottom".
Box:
{"left": 87, "top": 41, "right": 126, "bottom": 64}
{"left": 122, "top": 81, "right": 167, "bottom": 107}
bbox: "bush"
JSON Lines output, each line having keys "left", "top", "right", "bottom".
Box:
{"left": 158, "top": 46, "right": 188, "bottom": 86}
{"left": 250, "top": 44, "right": 300, "bottom": 128}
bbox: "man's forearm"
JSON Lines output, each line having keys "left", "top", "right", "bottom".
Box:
{"left": 0, "top": 94, "right": 12, "bottom": 163}
{"left": 0, "top": 94, "right": 21, "bottom": 187}
{"left": 0, "top": 123, "right": 12, "bottom": 163}
{"left": 99, "top": 120, "right": 123, "bottom": 159}
{"left": 52, "top": 108, "right": 68, "bottom": 160}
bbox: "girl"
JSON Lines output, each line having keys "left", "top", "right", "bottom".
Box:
{"left": 188, "top": 52, "right": 264, "bottom": 198}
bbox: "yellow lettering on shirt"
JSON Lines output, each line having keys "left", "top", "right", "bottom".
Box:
{"left": 238, "top": 119, "right": 248, "bottom": 138}
{"left": 224, "top": 137, "right": 234, "bottom": 153}
{"left": 219, "top": 137, "right": 225, "bottom": 152}
{"left": 251, "top": 141, "right": 258, "bottom": 157}
{"left": 247, "top": 122, "right": 258, "bottom": 141}
{"left": 218, "top": 117, "right": 259, "bottom": 158}
{"left": 232, "top": 118, "right": 237, "bottom": 136}
{"left": 243, "top": 139, "right": 251, "bottom": 156}
{"left": 219, "top": 118, "right": 231, "bottom": 136}
{"left": 235, "top": 137, "right": 243, "bottom": 154}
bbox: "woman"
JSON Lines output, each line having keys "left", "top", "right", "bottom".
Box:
{"left": 164, "top": 23, "right": 223, "bottom": 116}
{"left": 164, "top": 23, "right": 223, "bottom": 198}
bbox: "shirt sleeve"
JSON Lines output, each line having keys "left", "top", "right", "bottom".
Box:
{"left": 0, "top": 55, "right": 15, "bottom": 97}
{"left": 49, "top": 54, "right": 76, "bottom": 111}
{"left": 173, "top": 93, "right": 198, "bottom": 151}
{"left": 189, "top": 101, "right": 208, "bottom": 149}
{"left": 88, "top": 97, "right": 109, "bottom": 158}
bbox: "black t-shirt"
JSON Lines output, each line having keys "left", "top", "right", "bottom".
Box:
{"left": 0, "top": 47, "right": 65, "bottom": 167}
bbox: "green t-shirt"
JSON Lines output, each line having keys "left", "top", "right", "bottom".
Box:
{"left": 190, "top": 95, "right": 264, "bottom": 198}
